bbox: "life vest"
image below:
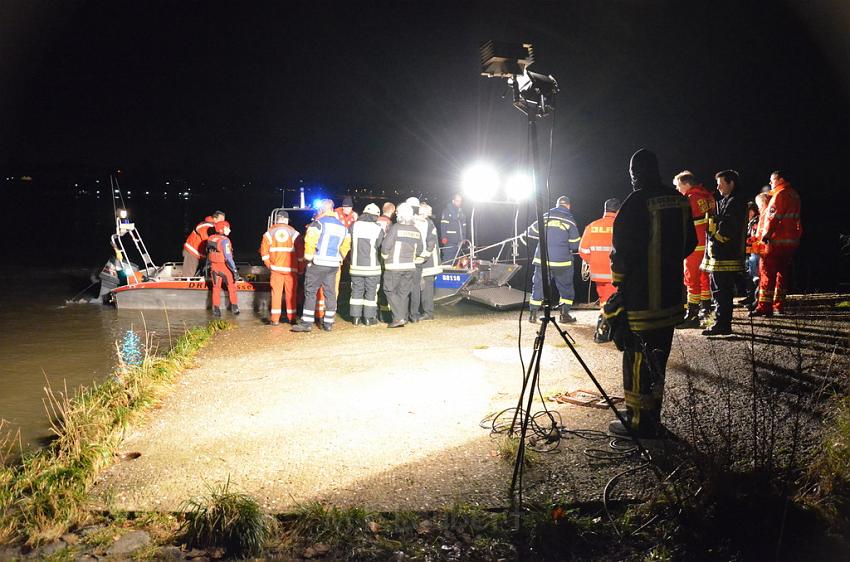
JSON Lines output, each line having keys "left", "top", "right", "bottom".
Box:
{"left": 763, "top": 181, "right": 802, "bottom": 254}
{"left": 335, "top": 207, "right": 358, "bottom": 229}
{"left": 260, "top": 223, "right": 303, "bottom": 273}
{"left": 578, "top": 211, "right": 616, "bottom": 282}
{"left": 207, "top": 234, "right": 230, "bottom": 264}
{"left": 184, "top": 216, "right": 215, "bottom": 258}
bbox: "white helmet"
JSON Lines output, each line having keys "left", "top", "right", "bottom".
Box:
{"left": 396, "top": 202, "right": 414, "bottom": 222}
{"left": 363, "top": 203, "right": 380, "bottom": 216}
{"left": 419, "top": 202, "right": 432, "bottom": 217}
{"left": 405, "top": 196, "right": 420, "bottom": 207}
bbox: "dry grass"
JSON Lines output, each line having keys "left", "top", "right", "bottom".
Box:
{"left": 0, "top": 320, "right": 229, "bottom": 545}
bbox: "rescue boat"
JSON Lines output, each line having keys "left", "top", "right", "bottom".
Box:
{"left": 98, "top": 206, "right": 271, "bottom": 310}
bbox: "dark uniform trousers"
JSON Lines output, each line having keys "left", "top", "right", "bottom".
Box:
{"left": 350, "top": 275, "right": 380, "bottom": 320}
{"left": 420, "top": 274, "right": 435, "bottom": 317}
{"left": 623, "top": 327, "right": 674, "bottom": 432}
{"left": 383, "top": 270, "right": 415, "bottom": 323}
{"left": 530, "top": 265, "right": 575, "bottom": 311}
{"left": 709, "top": 271, "right": 738, "bottom": 330}
{"left": 409, "top": 263, "right": 424, "bottom": 320}
{"left": 302, "top": 264, "right": 339, "bottom": 325}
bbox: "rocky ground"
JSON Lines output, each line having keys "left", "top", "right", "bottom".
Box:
{"left": 4, "top": 294, "right": 847, "bottom": 560}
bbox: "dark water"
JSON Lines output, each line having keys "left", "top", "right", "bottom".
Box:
{"left": 0, "top": 267, "right": 216, "bottom": 449}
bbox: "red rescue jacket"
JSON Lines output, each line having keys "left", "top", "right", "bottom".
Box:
{"left": 686, "top": 184, "right": 716, "bottom": 254}
{"left": 578, "top": 211, "right": 616, "bottom": 282}
{"left": 183, "top": 216, "right": 215, "bottom": 258}
{"left": 259, "top": 223, "right": 304, "bottom": 274}
{"left": 762, "top": 180, "right": 802, "bottom": 255}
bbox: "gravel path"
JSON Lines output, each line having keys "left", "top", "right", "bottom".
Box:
{"left": 91, "top": 296, "right": 850, "bottom": 513}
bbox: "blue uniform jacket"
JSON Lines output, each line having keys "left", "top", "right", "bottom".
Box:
{"left": 525, "top": 206, "right": 582, "bottom": 267}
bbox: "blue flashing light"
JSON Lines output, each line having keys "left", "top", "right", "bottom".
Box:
{"left": 311, "top": 197, "right": 324, "bottom": 210}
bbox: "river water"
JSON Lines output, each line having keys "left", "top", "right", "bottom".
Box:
{"left": 0, "top": 267, "right": 214, "bottom": 450}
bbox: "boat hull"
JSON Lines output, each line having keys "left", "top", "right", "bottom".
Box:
{"left": 111, "top": 280, "right": 271, "bottom": 310}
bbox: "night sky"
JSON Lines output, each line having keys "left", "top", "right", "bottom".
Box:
{"left": 2, "top": 1, "right": 849, "bottom": 256}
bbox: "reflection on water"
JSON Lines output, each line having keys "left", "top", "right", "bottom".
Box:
{"left": 0, "top": 267, "right": 215, "bottom": 449}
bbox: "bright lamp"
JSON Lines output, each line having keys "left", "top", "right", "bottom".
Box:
{"left": 505, "top": 172, "right": 533, "bottom": 201}
{"left": 462, "top": 163, "right": 499, "bottom": 202}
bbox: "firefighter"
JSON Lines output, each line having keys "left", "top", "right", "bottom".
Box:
{"left": 259, "top": 210, "right": 303, "bottom": 326}
{"left": 608, "top": 148, "right": 696, "bottom": 438}
{"left": 579, "top": 198, "right": 618, "bottom": 342}
{"left": 673, "top": 171, "right": 716, "bottom": 328}
{"left": 417, "top": 202, "right": 441, "bottom": 321}
{"left": 207, "top": 220, "right": 240, "bottom": 317}
{"left": 700, "top": 170, "right": 748, "bottom": 336}
{"left": 291, "top": 200, "right": 351, "bottom": 332}
{"left": 751, "top": 170, "right": 802, "bottom": 316}
{"left": 406, "top": 196, "right": 430, "bottom": 322}
{"left": 381, "top": 202, "right": 424, "bottom": 328}
{"left": 440, "top": 193, "right": 467, "bottom": 264}
{"left": 525, "top": 195, "right": 582, "bottom": 324}
{"left": 349, "top": 203, "right": 384, "bottom": 326}
{"left": 182, "top": 211, "right": 225, "bottom": 276}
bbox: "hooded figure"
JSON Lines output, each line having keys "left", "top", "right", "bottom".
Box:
{"left": 606, "top": 148, "right": 696, "bottom": 438}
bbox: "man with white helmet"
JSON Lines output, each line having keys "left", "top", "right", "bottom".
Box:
{"left": 349, "top": 203, "right": 385, "bottom": 326}
{"left": 416, "top": 202, "right": 441, "bottom": 320}
{"left": 381, "top": 202, "right": 424, "bottom": 328}
{"left": 406, "top": 196, "right": 428, "bottom": 322}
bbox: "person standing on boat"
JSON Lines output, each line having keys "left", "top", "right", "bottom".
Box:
{"left": 292, "top": 200, "right": 351, "bottom": 332}
{"left": 182, "top": 211, "right": 225, "bottom": 277}
{"left": 207, "top": 220, "right": 239, "bottom": 317}
{"left": 440, "top": 193, "right": 466, "bottom": 264}
{"left": 260, "top": 210, "right": 303, "bottom": 326}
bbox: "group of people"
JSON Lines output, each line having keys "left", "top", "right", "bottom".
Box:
{"left": 179, "top": 195, "right": 470, "bottom": 329}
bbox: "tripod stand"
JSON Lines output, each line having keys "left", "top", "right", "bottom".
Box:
{"left": 505, "top": 83, "right": 653, "bottom": 516}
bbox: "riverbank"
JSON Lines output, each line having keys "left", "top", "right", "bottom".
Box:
{"left": 2, "top": 296, "right": 850, "bottom": 560}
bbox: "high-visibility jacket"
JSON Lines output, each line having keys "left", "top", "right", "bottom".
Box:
{"left": 525, "top": 206, "right": 581, "bottom": 267}
{"left": 381, "top": 222, "right": 423, "bottom": 271}
{"left": 762, "top": 181, "right": 802, "bottom": 255}
{"left": 440, "top": 204, "right": 467, "bottom": 245}
{"left": 349, "top": 215, "right": 385, "bottom": 276}
{"left": 701, "top": 192, "right": 747, "bottom": 273}
{"left": 750, "top": 211, "right": 770, "bottom": 255}
{"left": 578, "top": 211, "right": 616, "bottom": 282}
{"left": 420, "top": 218, "right": 443, "bottom": 276}
{"left": 184, "top": 216, "right": 215, "bottom": 258}
{"left": 611, "top": 186, "right": 696, "bottom": 331}
{"left": 207, "top": 234, "right": 237, "bottom": 271}
{"left": 686, "top": 184, "right": 716, "bottom": 254}
{"left": 259, "top": 223, "right": 304, "bottom": 274}
{"left": 303, "top": 212, "right": 351, "bottom": 267}
{"left": 376, "top": 215, "right": 393, "bottom": 233}
{"left": 412, "top": 216, "right": 438, "bottom": 265}
{"left": 335, "top": 207, "right": 358, "bottom": 229}
{"left": 745, "top": 215, "right": 759, "bottom": 254}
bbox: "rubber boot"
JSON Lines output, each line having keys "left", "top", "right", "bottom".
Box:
{"left": 231, "top": 304, "right": 240, "bottom": 315}
{"left": 559, "top": 308, "right": 576, "bottom": 323}
{"left": 212, "top": 306, "right": 221, "bottom": 318}
{"left": 698, "top": 301, "right": 713, "bottom": 328}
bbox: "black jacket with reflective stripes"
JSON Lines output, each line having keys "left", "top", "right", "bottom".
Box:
{"left": 701, "top": 192, "right": 747, "bottom": 273}
{"left": 611, "top": 185, "right": 697, "bottom": 331}
{"left": 381, "top": 223, "right": 424, "bottom": 271}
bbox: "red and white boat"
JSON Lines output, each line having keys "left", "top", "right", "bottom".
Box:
{"left": 98, "top": 209, "right": 271, "bottom": 310}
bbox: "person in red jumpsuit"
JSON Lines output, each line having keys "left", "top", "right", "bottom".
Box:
{"left": 207, "top": 221, "right": 239, "bottom": 317}
{"left": 751, "top": 170, "right": 802, "bottom": 316}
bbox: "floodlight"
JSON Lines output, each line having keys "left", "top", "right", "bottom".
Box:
{"left": 505, "top": 172, "right": 533, "bottom": 201}
{"left": 462, "top": 163, "right": 499, "bottom": 202}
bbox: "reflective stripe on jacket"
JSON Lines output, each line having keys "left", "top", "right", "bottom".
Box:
{"left": 207, "top": 234, "right": 237, "bottom": 271}
{"left": 304, "top": 213, "right": 351, "bottom": 267}
{"left": 381, "top": 223, "right": 423, "bottom": 270}
{"left": 420, "top": 217, "right": 443, "bottom": 276}
{"left": 259, "top": 224, "right": 303, "bottom": 274}
{"left": 579, "top": 211, "right": 616, "bottom": 281}
{"left": 349, "top": 216, "right": 385, "bottom": 276}
{"left": 525, "top": 206, "right": 581, "bottom": 267}
{"left": 686, "top": 184, "right": 716, "bottom": 253}
{"left": 184, "top": 217, "right": 215, "bottom": 258}
{"left": 440, "top": 204, "right": 466, "bottom": 244}
{"left": 763, "top": 181, "right": 802, "bottom": 254}
{"left": 611, "top": 187, "right": 696, "bottom": 331}
{"left": 702, "top": 192, "right": 747, "bottom": 273}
